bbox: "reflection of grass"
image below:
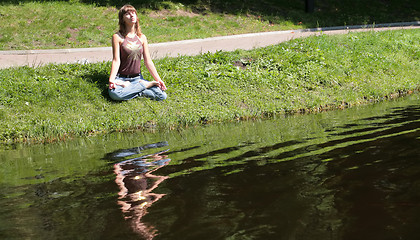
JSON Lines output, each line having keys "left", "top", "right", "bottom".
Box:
{"left": 0, "top": 29, "right": 419, "bottom": 143}
{"left": 0, "top": 0, "right": 419, "bottom": 50}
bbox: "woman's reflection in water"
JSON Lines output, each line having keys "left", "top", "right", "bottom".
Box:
{"left": 112, "top": 143, "right": 170, "bottom": 239}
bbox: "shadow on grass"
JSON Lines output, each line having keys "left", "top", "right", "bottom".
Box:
{"left": 1, "top": 0, "right": 419, "bottom": 27}
{"left": 81, "top": 67, "right": 114, "bottom": 101}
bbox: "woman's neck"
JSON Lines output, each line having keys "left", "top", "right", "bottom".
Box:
{"left": 125, "top": 24, "right": 136, "bottom": 37}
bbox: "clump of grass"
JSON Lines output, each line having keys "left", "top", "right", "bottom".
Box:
{"left": 0, "top": 29, "right": 419, "bottom": 143}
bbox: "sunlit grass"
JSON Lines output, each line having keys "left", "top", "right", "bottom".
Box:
{"left": 0, "top": 1, "right": 301, "bottom": 50}
{"left": 0, "top": 0, "right": 419, "bottom": 50}
{"left": 0, "top": 29, "right": 419, "bottom": 143}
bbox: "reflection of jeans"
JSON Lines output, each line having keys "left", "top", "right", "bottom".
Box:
{"left": 108, "top": 74, "right": 167, "bottom": 101}
{"left": 103, "top": 141, "right": 169, "bottom": 161}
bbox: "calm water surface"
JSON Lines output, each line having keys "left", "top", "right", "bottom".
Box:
{"left": 1, "top": 94, "right": 419, "bottom": 240}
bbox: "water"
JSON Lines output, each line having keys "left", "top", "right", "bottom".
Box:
{"left": 1, "top": 94, "right": 419, "bottom": 240}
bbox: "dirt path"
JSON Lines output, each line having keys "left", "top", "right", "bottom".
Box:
{"left": 0, "top": 22, "right": 418, "bottom": 69}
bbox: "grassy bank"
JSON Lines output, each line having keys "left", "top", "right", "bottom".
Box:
{"left": 0, "top": 29, "right": 419, "bottom": 143}
{"left": 0, "top": 0, "right": 419, "bottom": 50}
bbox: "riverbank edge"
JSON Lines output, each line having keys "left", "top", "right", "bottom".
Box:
{"left": 2, "top": 89, "right": 418, "bottom": 146}
{"left": 1, "top": 28, "right": 419, "bottom": 145}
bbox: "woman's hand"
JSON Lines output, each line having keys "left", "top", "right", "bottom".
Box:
{"left": 109, "top": 81, "right": 116, "bottom": 89}
{"left": 158, "top": 80, "right": 167, "bottom": 91}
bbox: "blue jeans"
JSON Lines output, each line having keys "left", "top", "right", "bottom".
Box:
{"left": 108, "top": 74, "right": 167, "bottom": 101}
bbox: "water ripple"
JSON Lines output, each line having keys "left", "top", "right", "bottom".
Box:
{"left": 164, "top": 101, "right": 420, "bottom": 177}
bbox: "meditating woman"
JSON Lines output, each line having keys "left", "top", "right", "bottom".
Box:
{"left": 108, "top": 4, "right": 167, "bottom": 101}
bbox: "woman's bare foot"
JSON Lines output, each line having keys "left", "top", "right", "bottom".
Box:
{"left": 140, "top": 80, "right": 159, "bottom": 89}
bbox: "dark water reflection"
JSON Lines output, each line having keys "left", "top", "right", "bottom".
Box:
{"left": 0, "top": 94, "right": 419, "bottom": 240}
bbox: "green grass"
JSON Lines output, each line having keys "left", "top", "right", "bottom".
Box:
{"left": 0, "top": 0, "right": 419, "bottom": 50}
{"left": 0, "top": 29, "right": 419, "bottom": 143}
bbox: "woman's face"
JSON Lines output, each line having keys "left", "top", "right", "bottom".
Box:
{"left": 123, "top": 10, "right": 137, "bottom": 25}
